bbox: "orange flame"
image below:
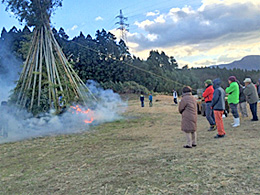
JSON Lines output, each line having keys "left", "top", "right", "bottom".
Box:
{"left": 70, "top": 105, "right": 94, "bottom": 124}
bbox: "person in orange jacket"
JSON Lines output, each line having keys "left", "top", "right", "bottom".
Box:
{"left": 202, "top": 79, "right": 216, "bottom": 131}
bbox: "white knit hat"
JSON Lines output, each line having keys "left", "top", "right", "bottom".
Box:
{"left": 243, "top": 78, "right": 252, "bottom": 83}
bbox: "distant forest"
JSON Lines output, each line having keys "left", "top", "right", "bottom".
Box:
{"left": 1, "top": 26, "right": 260, "bottom": 94}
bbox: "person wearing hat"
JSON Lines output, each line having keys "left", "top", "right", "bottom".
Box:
{"left": 179, "top": 86, "right": 197, "bottom": 148}
{"left": 202, "top": 79, "right": 216, "bottom": 131}
{"left": 225, "top": 76, "right": 240, "bottom": 127}
{"left": 243, "top": 78, "right": 259, "bottom": 121}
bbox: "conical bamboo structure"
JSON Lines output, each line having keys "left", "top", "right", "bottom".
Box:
{"left": 11, "top": 24, "right": 96, "bottom": 115}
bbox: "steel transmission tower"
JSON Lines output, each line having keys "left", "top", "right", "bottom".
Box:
{"left": 115, "top": 9, "right": 129, "bottom": 41}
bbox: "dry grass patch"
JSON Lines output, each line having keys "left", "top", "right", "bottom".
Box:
{"left": 0, "top": 95, "right": 260, "bottom": 194}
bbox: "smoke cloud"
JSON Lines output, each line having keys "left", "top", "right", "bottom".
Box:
{"left": 0, "top": 43, "right": 127, "bottom": 144}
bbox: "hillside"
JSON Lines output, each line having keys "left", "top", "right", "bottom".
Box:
{"left": 212, "top": 55, "right": 260, "bottom": 70}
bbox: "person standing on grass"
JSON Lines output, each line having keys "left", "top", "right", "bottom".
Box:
{"left": 178, "top": 86, "right": 197, "bottom": 148}
{"left": 140, "top": 94, "right": 145, "bottom": 107}
{"left": 202, "top": 79, "right": 216, "bottom": 131}
{"left": 256, "top": 79, "right": 260, "bottom": 99}
{"left": 173, "top": 89, "right": 178, "bottom": 104}
{"left": 238, "top": 81, "right": 248, "bottom": 118}
{"left": 211, "top": 79, "right": 226, "bottom": 138}
{"left": 225, "top": 76, "right": 240, "bottom": 127}
{"left": 149, "top": 94, "right": 153, "bottom": 107}
{"left": 243, "top": 78, "right": 259, "bottom": 121}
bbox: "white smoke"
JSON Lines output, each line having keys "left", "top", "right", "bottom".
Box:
{"left": 0, "top": 81, "right": 127, "bottom": 144}
{"left": 0, "top": 30, "right": 127, "bottom": 144}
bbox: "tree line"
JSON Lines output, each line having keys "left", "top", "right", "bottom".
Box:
{"left": 1, "top": 26, "right": 260, "bottom": 95}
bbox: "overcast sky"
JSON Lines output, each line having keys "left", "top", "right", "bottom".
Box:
{"left": 1, "top": 0, "right": 260, "bottom": 67}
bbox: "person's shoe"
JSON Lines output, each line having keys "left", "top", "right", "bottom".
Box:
{"left": 214, "top": 134, "right": 225, "bottom": 138}
{"left": 232, "top": 118, "right": 240, "bottom": 127}
{"left": 192, "top": 144, "right": 197, "bottom": 147}
{"left": 183, "top": 145, "right": 192, "bottom": 148}
{"left": 251, "top": 119, "right": 259, "bottom": 121}
{"left": 208, "top": 125, "right": 216, "bottom": 131}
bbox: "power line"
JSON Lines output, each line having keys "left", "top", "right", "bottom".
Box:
{"left": 62, "top": 37, "right": 196, "bottom": 92}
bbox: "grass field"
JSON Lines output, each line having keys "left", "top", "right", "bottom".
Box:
{"left": 0, "top": 95, "right": 260, "bottom": 194}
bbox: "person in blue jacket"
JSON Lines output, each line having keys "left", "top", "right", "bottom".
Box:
{"left": 149, "top": 94, "right": 153, "bottom": 107}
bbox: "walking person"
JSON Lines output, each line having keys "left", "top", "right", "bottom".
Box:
{"left": 202, "top": 79, "right": 216, "bottom": 131}
{"left": 225, "top": 76, "right": 240, "bottom": 127}
{"left": 238, "top": 81, "right": 248, "bottom": 117}
{"left": 243, "top": 78, "right": 259, "bottom": 121}
{"left": 178, "top": 86, "right": 197, "bottom": 148}
{"left": 211, "top": 79, "right": 226, "bottom": 138}
{"left": 140, "top": 94, "right": 144, "bottom": 107}
{"left": 173, "top": 89, "right": 178, "bottom": 104}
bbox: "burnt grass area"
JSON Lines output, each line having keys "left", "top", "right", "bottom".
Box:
{"left": 0, "top": 95, "right": 260, "bottom": 194}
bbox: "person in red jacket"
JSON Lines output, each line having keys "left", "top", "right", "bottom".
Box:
{"left": 202, "top": 79, "right": 216, "bottom": 131}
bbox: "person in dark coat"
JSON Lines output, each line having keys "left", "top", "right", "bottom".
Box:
{"left": 140, "top": 94, "right": 144, "bottom": 107}
{"left": 237, "top": 81, "right": 248, "bottom": 117}
{"left": 211, "top": 79, "right": 226, "bottom": 138}
{"left": 243, "top": 78, "right": 259, "bottom": 121}
{"left": 178, "top": 86, "right": 197, "bottom": 148}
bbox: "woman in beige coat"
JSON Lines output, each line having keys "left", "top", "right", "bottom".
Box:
{"left": 178, "top": 86, "right": 198, "bottom": 148}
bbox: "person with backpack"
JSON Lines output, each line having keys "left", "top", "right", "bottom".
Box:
{"left": 211, "top": 79, "right": 226, "bottom": 138}
{"left": 225, "top": 76, "right": 240, "bottom": 127}
{"left": 202, "top": 79, "right": 216, "bottom": 131}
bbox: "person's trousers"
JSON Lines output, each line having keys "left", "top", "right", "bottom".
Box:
{"left": 214, "top": 110, "right": 226, "bottom": 136}
{"left": 141, "top": 101, "right": 144, "bottom": 107}
{"left": 229, "top": 103, "right": 239, "bottom": 118}
{"left": 206, "top": 102, "right": 215, "bottom": 125}
{"left": 249, "top": 102, "right": 258, "bottom": 120}
{"left": 185, "top": 132, "right": 197, "bottom": 147}
{"left": 174, "top": 98, "right": 178, "bottom": 104}
{"left": 239, "top": 102, "right": 248, "bottom": 117}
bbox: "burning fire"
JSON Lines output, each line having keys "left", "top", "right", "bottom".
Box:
{"left": 70, "top": 105, "right": 94, "bottom": 124}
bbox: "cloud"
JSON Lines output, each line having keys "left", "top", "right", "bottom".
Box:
{"left": 129, "top": 1, "right": 260, "bottom": 51}
{"left": 146, "top": 10, "right": 160, "bottom": 17}
{"left": 95, "top": 16, "right": 104, "bottom": 21}
{"left": 71, "top": 25, "right": 78, "bottom": 31}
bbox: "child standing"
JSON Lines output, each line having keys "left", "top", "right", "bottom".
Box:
{"left": 211, "top": 79, "right": 226, "bottom": 138}
{"left": 178, "top": 86, "right": 197, "bottom": 148}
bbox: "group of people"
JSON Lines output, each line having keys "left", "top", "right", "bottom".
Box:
{"left": 179, "top": 76, "right": 259, "bottom": 148}
{"left": 140, "top": 94, "right": 153, "bottom": 107}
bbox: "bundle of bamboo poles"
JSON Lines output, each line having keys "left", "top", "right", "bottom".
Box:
{"left": 11, "top": 24, "right": 96, "bottom": 115}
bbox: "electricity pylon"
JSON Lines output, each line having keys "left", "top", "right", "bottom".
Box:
{"left": 115, "top": 9, "right": 129, "bottom": 41}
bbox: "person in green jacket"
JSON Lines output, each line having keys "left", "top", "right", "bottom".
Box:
{"left": 225, "top": 76, "right": 240, "bottom": 127}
